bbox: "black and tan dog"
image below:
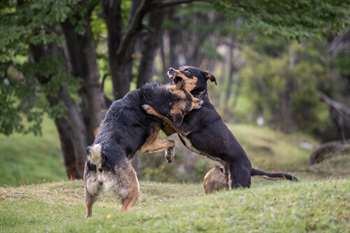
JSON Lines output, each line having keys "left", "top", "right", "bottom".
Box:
{"left": 84, "top": 82, "right": 202, "bottom": 217}
{"left": 143, "top": 66, "right": 298, "bottom": 189}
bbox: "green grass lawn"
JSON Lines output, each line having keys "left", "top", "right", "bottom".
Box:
{"left": 230, "top": 124, "right": 317, "bottom": 171}
{"left": 0, "top": 118, "right": 65, "bottom": 186}
{"left": 0, "top": 117, "right": 349, "bottom": 232}
{"left": 0, "top": 179, "right": 349, "bottom": 233}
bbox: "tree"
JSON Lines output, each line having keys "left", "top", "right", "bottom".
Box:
{"left": 0, "top": 0, "right": 197, "bottom": 178}
{"left": 1, "top": 0, "right": 350, "bottom": 179}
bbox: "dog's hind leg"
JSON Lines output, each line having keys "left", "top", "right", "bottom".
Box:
{"left": 229, "top": 163, "right": 251, "bottom": 188}
{"left": 84, "top": 162, "right": 101, "bottom": 217}
{"left": 84, "top": 175, "right": 101, "bottom": 217}
{"left": 114, "top": 160, "right": 140, "bottom": 211}
{"left": 85, "top": 190, "right": 98, "bottom": 218}
{"left": 121, "top": 165, "right": 140, "bottom": 211}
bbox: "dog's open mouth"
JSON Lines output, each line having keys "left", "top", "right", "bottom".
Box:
{"left": 167, "top": 68, "right": 185, "bottom": 84}
{"left": 173, "top": 76, "right": 183, "bottom": 84}
{"left": 167, "top": 72, "right": 184, "bottom": 84}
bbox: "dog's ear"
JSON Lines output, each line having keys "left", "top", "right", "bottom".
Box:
{"left": 204, "top": 71, "right": 217, "bottom": 85}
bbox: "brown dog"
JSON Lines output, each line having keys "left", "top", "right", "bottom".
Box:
{"left": 203, "top": 166, "right": 229, "bottom": 194}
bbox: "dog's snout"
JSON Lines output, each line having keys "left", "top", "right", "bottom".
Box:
{"left": 167, "top": 67, "right": 176, "bottom": 79}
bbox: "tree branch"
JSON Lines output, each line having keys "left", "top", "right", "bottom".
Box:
{"left": 116, "top": 0, "right": 148, "bottom": 59}
{"left": 150, "top": 0, "right": 204, "bottom": 9}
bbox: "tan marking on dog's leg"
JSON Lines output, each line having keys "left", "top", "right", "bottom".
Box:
{"left": 121, "top": 166, "right": 140, "bottom": 211}
{"left": 139, "top": 125, "right": 160, "bottom": 153}
{"left": 140, "top": 138, "right": 175, "bottom": 154}
{"left": 142, "top": 104, "right": 183, "bottom": 134}
{"left": 85, "top": 190, "right": 97, "bottom": 217}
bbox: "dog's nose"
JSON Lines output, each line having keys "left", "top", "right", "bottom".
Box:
{"left": 167, "top": 67, "right": 176, "bottom": 79}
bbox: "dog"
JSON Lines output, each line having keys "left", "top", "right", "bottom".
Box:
{"left": 143, "top": 66, "right": 298, "bottom": 189}
{"left": 84, "top": 82, "right": 202, "bottom": 217}
{"left": 203, "top": 165, "right": 228, "bottom": 194}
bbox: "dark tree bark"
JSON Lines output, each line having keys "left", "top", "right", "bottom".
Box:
{"left": 137, "top": 10, "right": 165, "bottom": 87}
{"left": 159, "top": 32, "right": 168, "bottom": 77}
{"left": 61, "top": 19, "right": 105, "bottom": 144}
{"left": 103, "top": 0, "right": 149, "bottom": 99}
{"left": 55, "top": 118, "right": 80, "bottom": 179}
{"left": 30, "top": 44, "right": 88, "bottom": 179}
{"left": 224, "top": 42, "right": 236, "bottom": 102}
{"left": 102, "top": 0, "right": 125, "bottom": 99}
{"left": 57, "top": 6, "right": 106, "bottom": 178}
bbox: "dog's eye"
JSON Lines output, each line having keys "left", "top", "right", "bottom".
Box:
{"left": 183, "top": 70, "right": 191, "bottom": 76}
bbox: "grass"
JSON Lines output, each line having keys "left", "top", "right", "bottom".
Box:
{"left": 310, "top": 152, "right": 350, "bottom": 177}
{"left": 230, "top": 124, "right": 317, "bottom": 171}
{"left": 0, "top": 118, "right": 65, "bottom": 186}
{"left": 0, "top": 179, "right": 349, "bottom": 233}
{"left": 0, "top": 117, "right": 349, "bottom": 232}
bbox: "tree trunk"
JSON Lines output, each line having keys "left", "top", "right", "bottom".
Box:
{"left": 137, "top": 10, "right": 165, "bottom": 87}
{"left": 102, "top": 0, "right": 127, "bottom": 99}
{"left": 224, "top": 42, "right": 236, "bottom": 102}
{"left": 61, "top": 20, "right": 105, "bottom": 144}
{"left": 103, "top": 0, "right": 149, "bottom": 99}
{"left": 55, "top": 117, "right": 80, "bottom": 179}
{"left": 30, "top": 44, "right": 88, "bottom": 178}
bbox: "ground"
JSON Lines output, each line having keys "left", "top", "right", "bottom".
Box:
{"left": 0, "top": 179, "right": 349, "bottom": 233}
{"left": 1, "top": 119, "right": 349, "bottom": 232}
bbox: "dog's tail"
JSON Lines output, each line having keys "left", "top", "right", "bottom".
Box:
{"left": 87, "top": 143, "right": 102, "bottom": 165}
{"left": 251, "top": 168, "right": 298, "bottom": 181}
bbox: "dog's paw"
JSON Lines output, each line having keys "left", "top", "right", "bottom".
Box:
{"left": 142, "top": 104, "right": 151, "bottom": 111}
{"left": 142, "top": 104, "right": 156, "bottom": 115}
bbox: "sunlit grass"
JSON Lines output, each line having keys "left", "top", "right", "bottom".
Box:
{"left": 0, "top": 179, "right": 349, "bottom": 233}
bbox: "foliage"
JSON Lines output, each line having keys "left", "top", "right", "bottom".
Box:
{"left": 1, "top": 179, "right": 350, "bottom": 232}
{"left": 0, "top": 0, "right": 80, "bottom": 135}
{"left": 239, "top": 41, "right": 332, "bottom": 133}
{"left": 215, "top": 0, "right": 350, "bottom": 39}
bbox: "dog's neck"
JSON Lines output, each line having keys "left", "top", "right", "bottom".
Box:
{"left": 193, "top": 89, "right": 209, "bottom": 103}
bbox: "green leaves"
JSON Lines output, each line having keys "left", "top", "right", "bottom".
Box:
{"left": 215, "top": 0, "right": 350, "bottom": 39}
{"left": 0, "top": 0, "right": 83, "bottom": 135}
{"left": 240, "top": 40, "right": 331, "bottom": 133}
